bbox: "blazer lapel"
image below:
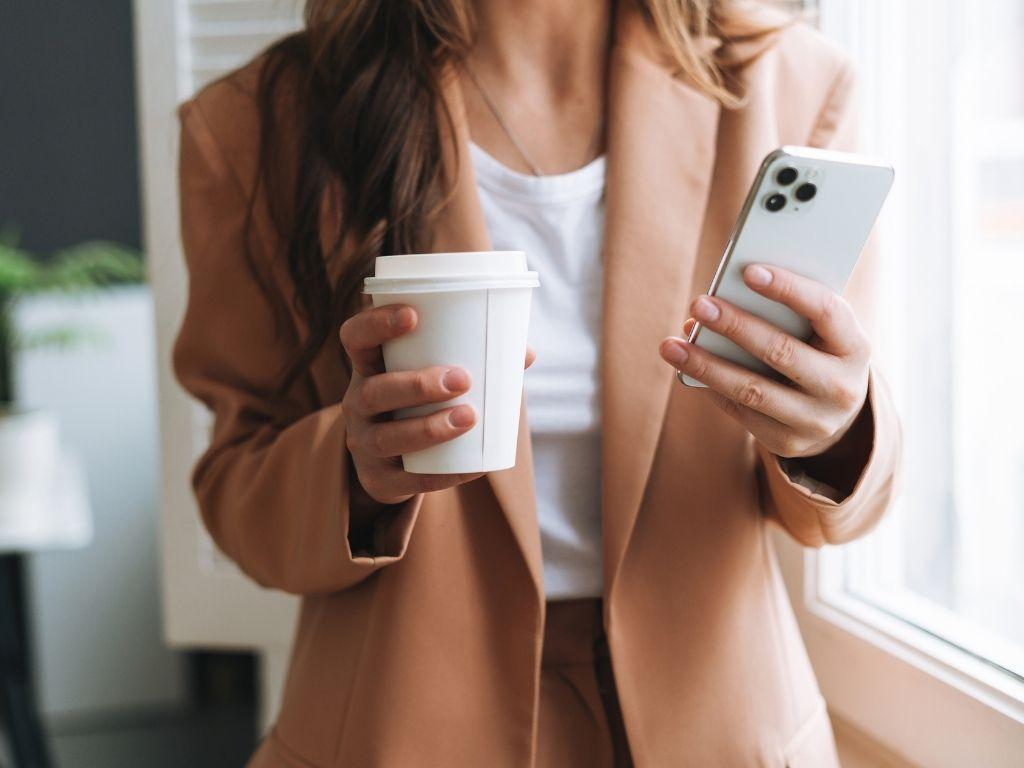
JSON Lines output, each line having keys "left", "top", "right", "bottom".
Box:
{"left": 426, "top": 2, "right": 725, "bottom": 603}
{"left": 601, "top": 3, "right": 721, "bottom": 598}
{"left": 430, "top": 74, "right": 544, "bottom": 600}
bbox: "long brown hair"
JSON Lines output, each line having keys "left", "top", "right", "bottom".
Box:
{"left": 254, "top": 1, "right": 787, "bottom": 393}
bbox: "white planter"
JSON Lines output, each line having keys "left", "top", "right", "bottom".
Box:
{"left": 0, "top": 408, "right": 60, "bottom": 525}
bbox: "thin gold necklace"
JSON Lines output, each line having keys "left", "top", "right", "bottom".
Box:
{"left": 463, "top": 62, "right": 604, "bottom": 178}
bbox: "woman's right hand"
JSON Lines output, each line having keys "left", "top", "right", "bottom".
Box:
{"left": 340, "top": 304, "right": 529, "bottom": 506}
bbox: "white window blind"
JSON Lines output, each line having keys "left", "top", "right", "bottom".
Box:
{"left": 180, "top": 0, "right": 303, "bottom": 94}
{"left": 137, "top": 0, "right": 302, "bottom": 661}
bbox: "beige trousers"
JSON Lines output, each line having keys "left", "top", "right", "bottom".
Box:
{"left": 537, "top": 599, "right": 633, "bottom": 768}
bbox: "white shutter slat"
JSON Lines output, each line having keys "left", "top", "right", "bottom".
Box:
{"left": 188, "top": 0, "right": 303, "bottom": 26}
{"left": 184, "top": 0, "right": 303, "bottom": 91}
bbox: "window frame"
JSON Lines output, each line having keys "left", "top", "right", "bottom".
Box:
{"left": 785, "top": 0, "right": 1024, "bottom": 763}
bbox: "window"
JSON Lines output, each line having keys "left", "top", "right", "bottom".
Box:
{"left": 778, "top": 0, "right": 1024, "bottom": 763}
{"left": 842, "top": 0, "right": 1024, "bottom": 682}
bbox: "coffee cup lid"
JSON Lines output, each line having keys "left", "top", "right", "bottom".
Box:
{"left": 373, "top": 251, "right": 528, "bottom": 278}
{"left": 363, "top": 272, "right": 539, "bottom": 295}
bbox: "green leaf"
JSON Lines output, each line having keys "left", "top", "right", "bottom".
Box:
{"left": 0, "top": 241, "right": 45, "bottom": 294}
{"left": 42, "top": 241, "right": 146, "bottom": 292}
{"left": 0, "top": 234, "right": 144, "bottom": 401}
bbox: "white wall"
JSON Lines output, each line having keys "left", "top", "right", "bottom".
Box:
{"left": 15, "top": 286, "right": 185, "bottom": 717}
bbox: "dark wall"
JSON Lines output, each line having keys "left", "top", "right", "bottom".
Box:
{"left": 0, "top": 1, "right": 141, "bottom": 253}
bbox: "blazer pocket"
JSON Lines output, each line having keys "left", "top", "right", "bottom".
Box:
{"left": 782, "top": 701, "right": 841, "bottom": 768}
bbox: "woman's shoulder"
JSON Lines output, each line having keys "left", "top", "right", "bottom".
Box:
{"left": 724, "top": 16, "right": 857, "bottom": 141}
{"left": 722, "top": 6, "right": 851, "bottom": 80}
{"left": 767, "top": 20, "right": 853, "bottom": 84}
{"left": 178, "top": 50, "right": 296, "bottom": 194}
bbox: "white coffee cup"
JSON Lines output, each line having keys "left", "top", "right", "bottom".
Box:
{"left": 363, "top": 251, "right": 539, "bottom": 474}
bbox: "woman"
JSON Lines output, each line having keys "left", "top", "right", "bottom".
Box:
{"left": 175, "top": 0, "right": 900, "bottom": 765}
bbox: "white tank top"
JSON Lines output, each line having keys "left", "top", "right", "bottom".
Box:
{"left": 471, "top": 142, "right": 606, "bottom": 600}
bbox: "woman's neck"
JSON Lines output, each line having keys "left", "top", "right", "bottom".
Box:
{"left": 470, "top": 0, "right": 612, "bottom": 99}
{"left": 464, "top": 0, "right": 612, "bottom": 174}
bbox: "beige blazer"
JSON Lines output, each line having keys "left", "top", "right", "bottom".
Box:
{"left": 175, "top": 3, "right": 901, "bottom": 766}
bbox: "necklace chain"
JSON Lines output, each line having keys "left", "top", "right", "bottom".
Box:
{"left": 463, "top": 62, "right": 604, "bottom": 178}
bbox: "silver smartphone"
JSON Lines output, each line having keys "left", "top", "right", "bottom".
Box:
{"left": 679, "top": 145, "right": 894, "bottom": 388}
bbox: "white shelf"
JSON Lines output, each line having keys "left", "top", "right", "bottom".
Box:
{"left": 0, "top": 453, "right": 92, "bottom": 555}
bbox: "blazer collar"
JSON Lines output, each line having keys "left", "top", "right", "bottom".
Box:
{"left": 431, "top": 0, "right": 723, "bottom": 604}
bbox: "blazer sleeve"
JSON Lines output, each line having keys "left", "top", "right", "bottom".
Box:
{"left": 173, "top": 98, "right": 422, "bottom": 595}
{"left": 756, "top": 59, "right": 903, "bottom": 547}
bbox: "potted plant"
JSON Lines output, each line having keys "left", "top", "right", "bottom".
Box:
{"left": 0, "top": 233, "right": 144, "bottom": 522}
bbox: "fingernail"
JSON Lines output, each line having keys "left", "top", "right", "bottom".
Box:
{"left": 391, "top": 307, "right": 414, "bottom": 328}
{"left": 693, "top": 296, "right": 720, "bottom": 323}
{"left": 663, "top": 340, "right": 689, "bottom": 367}
{"left": 745, "top": 265, "right": 772, "bottom": 288}
{"left": 442, "top": 368, "right": 469, "bottom": 393}
{"left": 448, "top": 405, "right": 475, "bottom": 428}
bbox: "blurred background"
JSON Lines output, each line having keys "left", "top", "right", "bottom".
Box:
{"left": 0, "top": 1, "right": 1021, "bottom": 767}
{"left": 1, "top": 2, "right": 256, "bottom": 766}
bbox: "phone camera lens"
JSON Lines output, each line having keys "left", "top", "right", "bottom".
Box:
{"left": 764, "top": 193, "right": 787, "bottom": 212}
{"left": 795, "top": 182, "right": 817, "bottom": 202}
{"left": 775, "top": 167, "right": 798, "bottom": 186}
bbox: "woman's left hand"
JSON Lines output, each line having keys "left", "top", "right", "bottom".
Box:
{"left": 659, "top": 263, "right": 870, "bottom": 459}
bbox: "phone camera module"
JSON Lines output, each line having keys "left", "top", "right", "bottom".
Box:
{"left": 775, "top": 167, "right": 798, "bottom": 186}
{"left": 764, "top": 193, "right": 787, "bottom": 212}
{"left": 795, "top": 182, "right": 817, "bottom": 202}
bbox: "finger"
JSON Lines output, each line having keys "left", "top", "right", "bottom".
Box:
{"left": 405, "top": 471, "right": 487, "bottom": 493}
{"left": 340, "top": 305, "right": 417, "bottom": 376}
{"left": 742, "top": 265, "right": 865, "bottom": 357}
{"left": 525, "top": 344, "right": 537, "bottom": 369}
{"left": 682, "top": 317, "right": 696, "bottom": 338}
{"left": 366, "top": 461, "right": 485, "bottom": 499}
{"left": 358, "top": 366, "right": 470, "bottom": 416}
{"left": 689, "top": 294, "right": 831, "bottom": 394}
{"left": 702, "top": 388, "right": 792, "bottom": 450}
{"left": 660, "top": 337, "right": 818, "bottom": 430}
{"left": 363, "top": 404, "right": 476, "bottom": 458}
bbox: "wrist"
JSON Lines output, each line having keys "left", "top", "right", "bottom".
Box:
{"left": 792, "top": 392, "right": 874, "bottom": 496}
{"left": 347, "top": 461, "right": 413, "bottom": 555}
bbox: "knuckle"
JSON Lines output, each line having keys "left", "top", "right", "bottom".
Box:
{"left": 339, "top": 397, "right": 354, "bottom": 423}
{"left": 423, "top": 414, "right": 448, "bottom": 442}
{"left": 809, "top": 418, "right": 834, "bottom": 441}
{"left": 344, "top": 427, "right": 359, "bottom": 456}
{"left": 370, "top": 425, "right": 391, "bottom": 457}
{"left": 339, "top": 313, "right": 364, "bottom": 348}
{"left": 717, "top": 394, "right": 742, "bottom": 418}
{"left": 833, "top": 381, "right": 863, "bottom": 411}
{"left": 774, "top": 274, "right": 793, "bottom": 301}
{"left": 720, "top": 310, "right": 743, "bottom": 338}
{"left": 690, "top": 352, "right": 711, "bottom": 380}
{"left": 734, "top": 379, "right": 767, "bottom": 409}
{"left": 848, "top": 328, "right": 871, "bottom": 361}
{"left": 355, "top": 381, "right": 377, "bottom": 414}
{"left": 413, "top": 475, "right": 445, "bottom": 494}
{"left": 776, "top": 436, "right": 801, "bottom": 459}
{"left": 338, "top": 317, "right": 356, "bottom": 349}
{"left": 411, "top": 371, "right": 432, "bottom": 400}
{"left": 819, "top": 291, "right": 844, "bottom": 323}
{"left": 357, "top": 469, "right": 380, "bottom": 494}
{"left": 364, "top": 474, "right": 395, "bottom": 503}
{"left": 763, "top": 333, "right": 798, "bottom": 369}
